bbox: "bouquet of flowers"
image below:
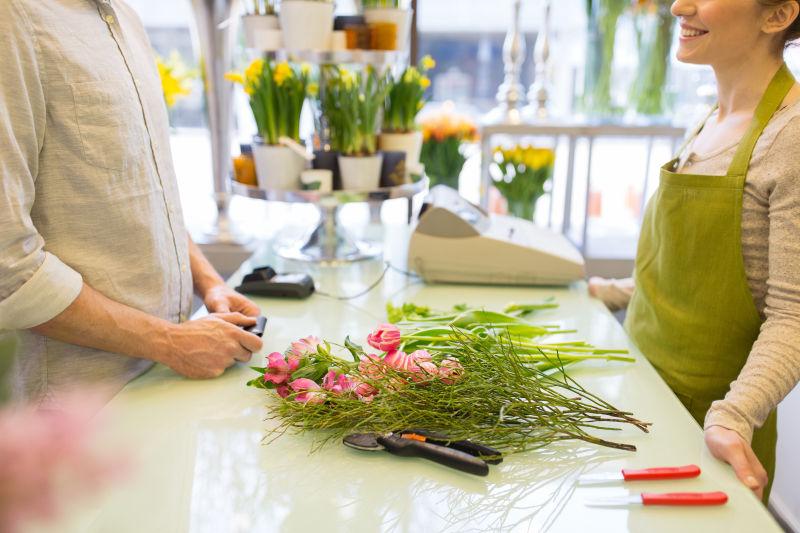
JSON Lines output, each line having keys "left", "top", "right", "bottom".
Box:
{"left": 248, "top": 301, "right": 648, "bottom": 454}
{"left": 383, "top": 55, "right": 435, "bottom": 133}
{"left": 491, "top": 145, "right": 555, "bottom": 221}
{"left": 320, "top": 66, "right": 391, "bottom": 156}
{"left": 226, "top": 59, "right": 314, "bottom": 145}
{"left": 155, "top": 52, "right": 195, "bottom": 109}
{"left": 418, "top": 107, "right": 478, "bottom": 189}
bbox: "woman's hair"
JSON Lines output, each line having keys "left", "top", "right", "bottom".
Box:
{"left": 757, "top": 0, "right": 800, "bottom": 47}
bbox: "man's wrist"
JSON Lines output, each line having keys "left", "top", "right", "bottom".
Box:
{"left": 145, "top": 318, "right": 179, "bottom": 367}
{"left": 194, "top": 273, "right": 225, "bottom": 300}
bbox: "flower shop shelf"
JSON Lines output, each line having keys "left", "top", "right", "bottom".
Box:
{"left": 268, "top": 49, "right": 409, "bottom": 68}
{"left": 230, "top": 178, "right": 427, "bottom": 263}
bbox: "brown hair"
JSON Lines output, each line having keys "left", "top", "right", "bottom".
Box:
{"left": 757, "top": 0, "right": 800, "bottom": 47}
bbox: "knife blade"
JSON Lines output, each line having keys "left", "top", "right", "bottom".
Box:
{"left": 585, "top": 491, "right": 728, "bottom": 507}
{"left": 578, "top": 464, "right": 701, "bottom": 484}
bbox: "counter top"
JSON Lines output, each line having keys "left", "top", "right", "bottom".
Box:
{"left": 39, "top": 224, "right": 781, "bottom": 533}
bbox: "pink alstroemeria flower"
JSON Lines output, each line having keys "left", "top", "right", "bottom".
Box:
{"left": 351, "top": 379, "right": 379, "bottom": 403}
{"left": 384, "top": 349, "right": 432, "bottom": 372}
{"left": 367, "top": 324, "right": 402, "bottom": 352}
{"left": 438, "top": 358, "right": 465, "bottom": 385}
{"left": 288, "top": 378, "right": 326, "bottom": 404}
{"left": 264, "top": 352, "right": 301, "bottom": 385}
{"left": 358, "top": 353, "right": 385, "bottom": 380}
{"left": 288, "top": 335, "right": 323, "bottom": 360}
{"left": 322, "top": 370, "right": 355, "bottom": 395}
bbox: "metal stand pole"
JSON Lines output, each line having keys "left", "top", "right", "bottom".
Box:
{"left": 189, "top": 0, "right": 249, "bottom": 245}
{"left": 526, "top": 0, "right": 552, "bottom": 120}
{"left": 485, "top": 0, "right": 526, "bottom": 125}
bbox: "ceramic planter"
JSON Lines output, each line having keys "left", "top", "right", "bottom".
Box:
{"left": 280, "top": 1, "right": 334, "bottom": 51}
{"left": 338, "top": 153, "right": 384, "bottom": 190}
{"left": 242, "top": 14, "right": 279, "bottom": 50}
{"left": 379, "top": 131, "right": 423, "bottom": 171}
{"left": 363, "top": 8, "right": 412, "bottom": 51}
{"left": 253, "top": 141, "right": 307, "bottom": 190}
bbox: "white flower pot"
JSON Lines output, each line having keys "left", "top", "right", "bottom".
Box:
{"left": 338, "top": 154, "right": 384, "bottom": 191}
{"left": 280, "top": 1, "right": 334, "bottom": 51}
{"left": 242, "top": 14, "right": 279, "bottom": 50}
{"left": 363, "top": 8, "right": 413, "bottom": 51}
{"left": 379, "top": 131, "right": 423, "bottom": 171}
{"left": 253, "top": 142, "right": 307, "bottom": 190}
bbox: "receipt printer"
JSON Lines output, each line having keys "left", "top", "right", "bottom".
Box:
{"left": 407, "top": 186, "right": 585, "bottom": 286}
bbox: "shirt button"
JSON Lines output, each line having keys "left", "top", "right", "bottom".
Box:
{"left": 181, "top": 264, "right": 187, "bottom": 273}
{"left": 180, "top": 313, "right": 187, "bottom": 322}
{"left": 104, "top": 14, "right": 116, "bottom": 24}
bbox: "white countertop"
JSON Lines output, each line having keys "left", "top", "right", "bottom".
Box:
{"left": 39, "top": 223, "right": 782, "bottom": 533}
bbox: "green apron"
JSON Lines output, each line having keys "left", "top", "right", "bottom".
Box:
{"left": 625, "top": 64, "right": 795, "bottom": 502}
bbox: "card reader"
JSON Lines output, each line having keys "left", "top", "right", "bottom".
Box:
{"left": 235, "top": 266, "right": 315, "bottom": 299}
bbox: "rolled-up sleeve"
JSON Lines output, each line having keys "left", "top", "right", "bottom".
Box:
{"left": 0, "top": 0, "right": 83, "bottom": 331}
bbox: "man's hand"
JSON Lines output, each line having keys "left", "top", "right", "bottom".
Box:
{"left": 203, "top": 284, "right": 260, "bottom": 316}
{"left": 705, "top": 425, "right": 768, "bottom": 499}
{"left": 161, "top": 313, "right": 263, "bottom": 379}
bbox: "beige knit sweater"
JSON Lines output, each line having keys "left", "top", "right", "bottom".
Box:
{"left": 599, "top": 100, "right": 800, "bottom": 442}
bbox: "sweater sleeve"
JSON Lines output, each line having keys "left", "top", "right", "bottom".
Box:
{"left": 705, "top": 115, "right": 800, "bottom": 442}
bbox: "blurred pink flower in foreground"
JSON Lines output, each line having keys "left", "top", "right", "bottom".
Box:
{"left": 0, "top": 397, "right": 126, "bottom": 533}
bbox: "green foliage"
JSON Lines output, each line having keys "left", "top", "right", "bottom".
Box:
{"left": 419, "top": 137, "right": 466, "bottom": 189}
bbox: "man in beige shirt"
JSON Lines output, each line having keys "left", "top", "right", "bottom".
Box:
{"left": 0, "top": 0, "right": 263, "bottom": 404}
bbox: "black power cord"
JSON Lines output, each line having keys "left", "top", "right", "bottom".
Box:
{"left": 314, "top": 262, "right": 420, "bottom": 301}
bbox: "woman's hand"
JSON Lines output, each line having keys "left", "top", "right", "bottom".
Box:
{"left": 203, "top": 284, "right": 261, "bottom": 317}
{"left": 705, "top": 425, "right": 768, "bottom": 499}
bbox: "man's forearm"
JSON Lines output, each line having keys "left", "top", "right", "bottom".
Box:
{"left": 32, "top": 282, "right": 173, "bottom": 364}
{"left": 188, "top": 238, "right": 224, "bottom": 298}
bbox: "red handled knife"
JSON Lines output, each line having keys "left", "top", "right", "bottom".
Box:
{"left": 578, "top": 464, "right": 701, "bottom": 485}
{"left": 585, "top": 491, "right": 728, "bottom": 507}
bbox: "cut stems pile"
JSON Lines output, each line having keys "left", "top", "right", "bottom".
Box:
{"left": 248, "top": 301, "right": 649, "bottom": 454}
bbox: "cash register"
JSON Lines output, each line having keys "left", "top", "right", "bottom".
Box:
{"left": 407, "top": 186, "right": 585, "bottom": 286}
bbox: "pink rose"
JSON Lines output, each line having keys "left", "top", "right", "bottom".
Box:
{"left": 322, "top": 370, "right": 355, "bottom": 395}
{"left": 288, "top": 336, "right": 323, "bottom": 360}
{"left": 367, "top": 324, "right": 402, "bottom": 352}
{"left": 264, "top": 352, "right": 301, "bottom": 385}
{"left": 289, "top": 378, "right": 326, "bottom": 404}
{"left": 438, "top": 358, "right": 464, "bottom": 385}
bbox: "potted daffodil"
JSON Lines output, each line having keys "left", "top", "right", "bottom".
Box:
{"left": 226, "top": 59, "right": 315, "bottom": 190}
{"left": 321, "top": 66, "right": 391, "bottom": 190}
{"left": 379, "top": 54, "right": 435, "bottom": 175}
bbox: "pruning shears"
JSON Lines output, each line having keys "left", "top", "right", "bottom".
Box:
{"left": 343, "top": 429, "right": 502, "bottom": 477}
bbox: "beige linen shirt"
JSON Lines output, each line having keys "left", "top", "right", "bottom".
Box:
{"left": 0, "top": 0, "right": 192, "bottom": 403}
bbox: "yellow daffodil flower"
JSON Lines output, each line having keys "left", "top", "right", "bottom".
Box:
{"left": 420, "top": 76, "right": 431, "bottom": 89}
{"left": 245, "top": 58, "right": 265, "bottom": 85}
{"left": 224, "top": 71, "right": 244, "bottom": 85}
{"left": 421, "top": 55, "right": 436, "bottom": 71}
{"left": 308, "top": 82, "right": 319, "bottom": 97}
{"left": 273, "top": 62, "right": 293, "bottom": 86}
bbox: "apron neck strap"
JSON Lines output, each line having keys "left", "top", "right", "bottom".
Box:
{"left": 727, "top": 63, "right": 796, "bottom": 177}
